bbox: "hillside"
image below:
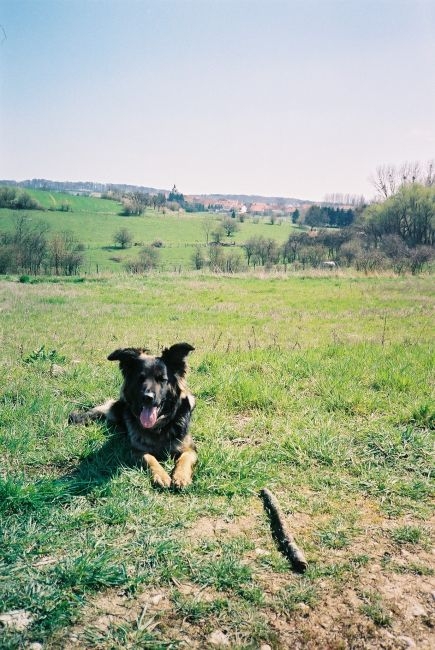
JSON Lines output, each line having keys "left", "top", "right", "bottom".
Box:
{"left": 0, "top": 187, "right": 299, "bottom": 274}
{"left": 0, "top": 178, "right": 310, "bottom": 207}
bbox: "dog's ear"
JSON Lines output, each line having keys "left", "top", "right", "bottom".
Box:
{"left": 107, "top": 348, "right": 143, "bottom": 363}
{"left": 161, "top": 343, "right": 195, "bottom": 376}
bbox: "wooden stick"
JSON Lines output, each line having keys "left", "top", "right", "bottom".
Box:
{"left": 260, "top": 487, "right": 308, "bottom": 573}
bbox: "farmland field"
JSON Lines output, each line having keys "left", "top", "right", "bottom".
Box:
{"left": 0, "top": 271, "right": 434, "bottom": 649}
{"left": 0, "top": 189, "right": 298, "bottom": 273}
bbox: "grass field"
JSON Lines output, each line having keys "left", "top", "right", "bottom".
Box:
{"left": 0, "top": 272, "right": 434, "bottom": 648}
{"left": 0, "top": 189, "right": 297, "bottom": 273}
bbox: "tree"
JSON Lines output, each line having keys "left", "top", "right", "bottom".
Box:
{"left": 113, "top": 227, "right": 133, "bottom": 249}
{"left": 361, "top": 183, "right": 435, "bottom": 247}
{"left": 202, "top": 217, "right": 215, "bottom": 245}
{"left": 221, "top": 216, "right": 239, "bottom": 237}
{"left": 0, "top": 216, "right": 85, "bottom": 275}
{"left": 120, "top": 192, "right": 149, "bottom": 216}
{"left": 244, "top": 237, "right": 258, "bottom": 266}
{"left": 371, "top": 160, "right": 434, "bottom": 199}
{"left": 282, "top": 234, "right": 303, "bottom": 264}
{"left": 291, "top": 209, "right": 300, "bottom": 224}
{"left": 192, "top": 245, "right": 206, "bottom": 270}
{"left": 150, "top": 193, "right": 167, "bottom": 211}
{"left": 0, "top": 187, "right": 42, "bottom": 210}
{"left": 243, "top": 235, "right": 279, "bottom": 266}
{"left": 304, "top": 206, "right": 329, "bottom": 228}
{"left": 316, "top": 229, "right": 350, "bottom": 258}
{"left": 168, "top": 185, "right": 184, "bottom": 203}
{"left": 224, "top": 249, "right": 244, "bottom": 272}
{"left": 408, "top": 246, "right": 433, "bottom": 274}
{"left": 46, "top": 230, "right": 84, "bottom": 275}
{"left": 156, "top": 193, "right": 167, "bottom": 211}
{"left": 208, "top": 244, "right": 226, "bottom": 272}
{"left": 211, "top": 225, "right": 225, "bottom": 244}
{"left": 304, "top": 205, "right": 355, "bottom": 228}
{"left": 10, "top": 216, "right": 49, "bottom": 274}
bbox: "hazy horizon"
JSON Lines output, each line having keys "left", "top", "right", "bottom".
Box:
{"left": 1, "top": 0, "right": 434, "bottom": 202}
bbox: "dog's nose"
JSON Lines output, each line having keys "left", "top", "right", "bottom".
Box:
{"left": 143, "top": 391, "right": 155, "bottom": 405}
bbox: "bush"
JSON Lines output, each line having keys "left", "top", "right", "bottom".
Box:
{"left": 113, "top": 227, "right": 133, "bottom": 249}
{"left": 0, "top": 187, "right": 42, "bottom": 210}
{"left": 125, "top": 245, "right": 160, "bottom": 273}
{"left": 192, "top": 245, "right": 206, "bottom": 270}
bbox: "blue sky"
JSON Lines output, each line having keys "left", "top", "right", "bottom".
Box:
{"left": 1, "top": 0, "right": 434, "bottom": 200}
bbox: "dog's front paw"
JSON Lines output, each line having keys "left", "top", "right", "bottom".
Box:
{"left": 171, "top": 470, "right": 192, "bottom": 490}
{"left": 68, "top": 411, "right": 87, "bottom": 424}
{"left": 151, "top": 470, "right": 172, "bottom": 489}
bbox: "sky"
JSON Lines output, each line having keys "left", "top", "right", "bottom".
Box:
{"left": 1, "top": 0, "right": 434, "bottom": 201}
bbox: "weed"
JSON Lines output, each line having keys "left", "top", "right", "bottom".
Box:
{"left": 390, "top": 525, "right": 427, "bottom": 546}
{"left": 171, "top": 590, "right": 229, "bottom": 622}
{"left": 23, "top": 345, "right": 66, "bottom": 365}
{"left": 53, "top": 549, "right": 128, "bottom": 592}
{"left": 359, "top": 592, "right": 392, "bottom": 627}
{"left": 273, "top": 580, "right": 318, "bottom": 613}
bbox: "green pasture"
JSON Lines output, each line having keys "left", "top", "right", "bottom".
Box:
{"left": 0, "top": 189, "right": 297, "bottom": 273}
{"left": 0, "top": 272, "right": 434, "bottom": 648}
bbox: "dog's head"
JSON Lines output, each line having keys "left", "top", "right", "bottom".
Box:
{"left": 107, "top": 343, "right": 195, "bottom": 429}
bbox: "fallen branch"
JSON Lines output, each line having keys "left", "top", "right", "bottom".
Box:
{"left": 260, "top": 487, "right": 308, "bottom": 573}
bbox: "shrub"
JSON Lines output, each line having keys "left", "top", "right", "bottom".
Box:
{"left": 192, "top": 245, "right": 206, "bottom": 270}
{"left": 125, "top": 245, "right": 160, "bottom": 273}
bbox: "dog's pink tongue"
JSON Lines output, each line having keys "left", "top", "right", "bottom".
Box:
{"left": 140, "top": 406, "right": 158, "bottom": 428}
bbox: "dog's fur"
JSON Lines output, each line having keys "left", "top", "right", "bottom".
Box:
{"left": 69, "top": 342, "right": 197, "bottom": 489}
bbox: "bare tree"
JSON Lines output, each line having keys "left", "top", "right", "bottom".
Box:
{"left": 371, "top": 159, "right": 435, "bottom": 199}
{"left": 399, "top": 161, "right": 420, "bottom": 185}
{"left": 202, "top": 217, "right": 215, "bottom": 245}
{"left": 424, "top": 160, "right": 435, "bottom": 187}
{"left": 371, "top": 164, "right": 398, "bottom": 199}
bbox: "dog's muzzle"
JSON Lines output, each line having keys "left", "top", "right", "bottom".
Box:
{"left": 139, "top": 392, "right": 159, "bottom": 428}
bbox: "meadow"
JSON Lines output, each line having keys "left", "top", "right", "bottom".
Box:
{"left": 0, "top": 270, "right": 433, "bottom": 649}
{"left": 0, "top": 189, "right": 296, "bottom": 273}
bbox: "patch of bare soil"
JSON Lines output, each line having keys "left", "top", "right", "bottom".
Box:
{"left": 61, "top": 511, "right": 434, "bottom": 649}
{"left": 185, "top": 512, "right": 262, "bottom": 541}
{"left": 262, "top": 560, "right": 435, "bottom": 650}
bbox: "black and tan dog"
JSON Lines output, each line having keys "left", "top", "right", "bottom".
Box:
{"left": 69, "top": 342, "right": 197, "bottom": 489}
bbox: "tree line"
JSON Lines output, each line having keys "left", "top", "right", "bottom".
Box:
{"left": 0, "top": 216, "right": 84, "bottom": 276}
{"left": 1, "top": 161, "right": 434, "bottom": 276}
{"left": 188, "top": 179, "right": 433, "bottom": 274}
{"left": 304, "top": 205, "right": 356, "bottom": 228}
{"left": 0, "top": 187, "right": 43, "bottom": 211}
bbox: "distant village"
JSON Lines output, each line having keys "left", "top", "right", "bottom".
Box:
{"left": 1, "top": 178, "right": 361, "bottom": 218}
{"left": 183, "top": 194, "right": 312, "bottom": 217}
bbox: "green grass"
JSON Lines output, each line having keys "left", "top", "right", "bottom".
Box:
{"left": 359, "top": 592, "right": 392, "bottom": 627}
{"left": 0, "top": 272, "right": 433, "bottom": 647}
{"left": 0, "top": 188, "right": 298, "bottom": 273}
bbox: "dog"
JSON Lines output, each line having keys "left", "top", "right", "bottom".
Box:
{"left": 69, "top": 342, "right": 197, "bottom": 489}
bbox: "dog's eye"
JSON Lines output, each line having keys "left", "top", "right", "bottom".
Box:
{"left": 156, "top": 375, "right": 168, "bottom": 383}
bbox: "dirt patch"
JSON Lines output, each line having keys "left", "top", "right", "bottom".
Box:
{"left": 63, "top": 559, "right": 435, "bottom": 649}
{"left": 66, "top": 587, "right": 174, "bottom": 645}
{"left": 185, "top": 511, "right": 262, "bottom": 541}
{"left": 262, "top": 566, "right": 435, "bottom": 649}
{"left": 61, "top": 507, "right": 434, "bottom": 649}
